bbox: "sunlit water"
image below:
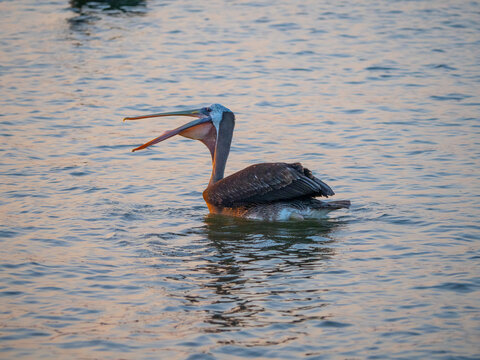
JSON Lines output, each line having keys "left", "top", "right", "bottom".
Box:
{"left": 1, "top": 0, "right": 480, "bottom": 358}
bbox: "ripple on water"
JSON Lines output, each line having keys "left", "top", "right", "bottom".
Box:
{"left": 1, "top": 0, "right": 480, "bottom": 359}
{"left": 413, "top": 282, "right": 478, "bottom": 294}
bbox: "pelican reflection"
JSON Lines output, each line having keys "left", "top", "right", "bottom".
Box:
{"left": 182, "top": 216, "right": 346, "bottom": 331}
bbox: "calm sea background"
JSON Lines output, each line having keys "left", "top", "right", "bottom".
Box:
{"left": 1, "top": 0, "right": 479, "bottom": 359}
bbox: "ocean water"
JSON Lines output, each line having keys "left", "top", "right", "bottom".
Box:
{"left": 0, "top": 0, "right": 479, "bottom": 358}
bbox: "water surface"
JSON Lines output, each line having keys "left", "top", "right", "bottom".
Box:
{"left": 1, "top": 0, "right": 479, "bottom": 358}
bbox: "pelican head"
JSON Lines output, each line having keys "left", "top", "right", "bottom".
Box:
{"left": 124, "top": 103, "right": 235, "bottom": 184}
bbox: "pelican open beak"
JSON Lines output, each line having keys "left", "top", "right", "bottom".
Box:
{"left": 123, "top": 108, "right": 212, "bottom": 152}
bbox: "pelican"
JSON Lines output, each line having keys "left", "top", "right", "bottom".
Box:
{"left": 124, "top": 104, "right": 350, "bottom": 221}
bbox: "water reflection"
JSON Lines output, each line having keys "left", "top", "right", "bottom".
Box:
{"left": 186, "top": 215, "right": 345, "bottom": 331}
{"left": 202, "top": 214, "right": 341, "bottom": 256}
{"left": 69, "top": 0, "right": 146, "bottom": 12}
{"left": 67, "top": 0, "right": 147, "bottom": 35}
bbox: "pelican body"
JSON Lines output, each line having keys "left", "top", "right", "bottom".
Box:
{"left": 124, "top": 104, "right": 350, "bottom": 221}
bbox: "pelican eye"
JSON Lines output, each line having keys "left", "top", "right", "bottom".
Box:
{"left": 206, "top": 107, "right": 212, "bottom": 113}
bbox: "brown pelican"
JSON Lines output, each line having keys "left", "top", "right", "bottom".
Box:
{"left": 124, "top": 104, "right": 350, "bottom": 221}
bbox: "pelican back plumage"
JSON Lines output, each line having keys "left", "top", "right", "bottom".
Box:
{"left": 203, "top": 162, "right": 334, "bottom": 208}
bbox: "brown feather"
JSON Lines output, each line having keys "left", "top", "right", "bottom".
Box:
{"left": 203, "top": 162, "right": 334, "bottom": 207}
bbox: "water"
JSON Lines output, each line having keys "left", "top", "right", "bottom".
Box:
{"left": 1, "top": 0, "right": 479, "bottom": 358}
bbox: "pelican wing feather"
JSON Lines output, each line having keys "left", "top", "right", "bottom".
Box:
{"left": 203, "top": 162, "right": 334, "bottom": 207}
